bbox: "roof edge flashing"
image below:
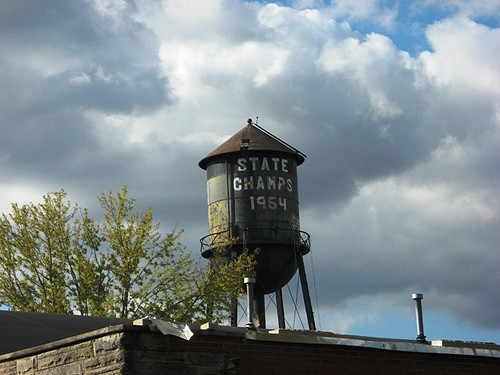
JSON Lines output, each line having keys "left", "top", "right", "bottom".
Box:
{"left": 245, "top": 330, "right": 500, "bottom": 358}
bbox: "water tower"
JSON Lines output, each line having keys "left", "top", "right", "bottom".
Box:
{"left": 199, "top": 119, "right": 315, "bottom": 329}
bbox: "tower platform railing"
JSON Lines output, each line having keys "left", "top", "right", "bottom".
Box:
{"left": 200, "top": 228, "right": 310, "bottom": 258}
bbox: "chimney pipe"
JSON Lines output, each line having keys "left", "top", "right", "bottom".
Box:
{"left": 412, "top": 293, "right": 427, "bottom": 343}
{"left": 244, "top": 278, "right": 256, "bottom": 330}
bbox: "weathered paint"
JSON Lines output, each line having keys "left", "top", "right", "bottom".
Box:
{"left": 199, "top": 122, "right": 309, "bottom": 294}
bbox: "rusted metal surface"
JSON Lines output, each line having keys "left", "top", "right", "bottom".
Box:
{"left": 199, "top": 119, "right": 305, "bottom": 169}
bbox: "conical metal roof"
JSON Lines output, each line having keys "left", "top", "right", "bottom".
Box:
{"left": 199, "top": 119, "right": 305, "bottom": 169}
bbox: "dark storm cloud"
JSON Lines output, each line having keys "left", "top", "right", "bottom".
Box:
{"left": 0, "top": 0, "right": 170, "bottom": 183}
{"left": 242, "top": 50, "right": 436, "bottom": 208}
{"left": 303, "top": 173, "right": 500, "bottom": 331}
{"left": 0, "top": 1, "right": 100, "bottom": 45}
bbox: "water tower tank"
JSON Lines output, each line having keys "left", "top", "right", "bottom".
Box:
{"left": 199, "top": 119, "right": 310, "bottom": 295}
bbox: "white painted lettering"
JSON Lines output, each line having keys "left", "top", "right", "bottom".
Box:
{"left": 236, "top": 157, "right": 291, "bottom": 172}
{"left": 233, "top": 177, "right": 242, "bottom": 191}
{"left": 249, "top": 157, "right": 258, "bottom": 170}
{"left": 237, "top": 158, "right": 247, "bottom": 171}
{"left": 267, "top": 176, "right": 276, "bottom": 190}
{"left": 248, "top": 195, "right": 287, "bottom": 211}
{"left": 243, "top": 176, "right": 254, "bottom": 190}
{"left": 281, "top": 159, "right": 288, "bottom": 172}
{"left": 278, "top": 177, "right": 285, "bottom": 190}
{"left": 261, "top": 157, "right": 270, "bottom": 171}
{"left": 257, "top": 196, "right": 266, "bottom": 208}
{"left": 256, "top": 176, "right": 265, "bottom": 189}
{"left": 279, "top": 197, "right": 287, "bottom": 210}
{"left": 272, "top": 157, "right": 280, "bottom": 170}
{"left": 268, "top": 196, "right": 277, "bottom": 209}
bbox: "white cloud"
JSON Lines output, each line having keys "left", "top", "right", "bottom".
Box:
{"left": 317, "top": 33, "right": 408, "bottom": 117}
{"left": 90, "top": 0, "right": 128, "bottom": 18}
{"left": 69, "top": 72, "right": 92, "bottom": 85}
{"left": 254, "top": 48, "right": 289, "bottom": 87}
{"left": 420, "top": 17, "right": 500, "bottom": 94}
{"left": 158, "top": 40, "right": 289, "bottom": 100}
{"left": 325, "top": 0, "right": 398, "bottom": 30}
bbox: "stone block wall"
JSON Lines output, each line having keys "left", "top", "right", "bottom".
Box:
{"left": 0, "top": 326, "right": 223, "bottom": 375}
{"left": 0, "top": 329, "right": 126, "bottom": 375}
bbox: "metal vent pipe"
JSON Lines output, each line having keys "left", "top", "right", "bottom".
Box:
{"left": 412, "top": 293, "right": 427, "bottom": 343}
{"left": 244, "top": 278, "right": 256, "bottom": 330}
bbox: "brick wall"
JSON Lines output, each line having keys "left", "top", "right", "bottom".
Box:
{"left": 0, "top": 324, "right": 499, "bottom": 375}
{"left": 170, "top": 331, "right": 500, "bottom": 375}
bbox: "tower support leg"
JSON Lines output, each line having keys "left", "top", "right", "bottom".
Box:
{"left": 255, "top": 292, "right": 266, "bottom": 329}
{"left": 276, "top": 289, "right": 285, "bottom": 329}
{"left": 297, "top": 254, "right": 316, "bottom": 330}
{"left": 230, "top": 297, "right": 238, "bottom": 327}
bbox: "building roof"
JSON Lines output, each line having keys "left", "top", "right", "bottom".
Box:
{"left": 0, "top": 311, "right": 132, "bottom": 355}
{"left": 199, "top": 119, "right": 305, "bottom": 169}
{"left": 1, "top": 316, "right": 499, "bottom": 362}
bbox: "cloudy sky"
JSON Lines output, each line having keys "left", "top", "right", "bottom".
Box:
{"left": 1, "top": 0, "right": 499, "bottom": 342}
